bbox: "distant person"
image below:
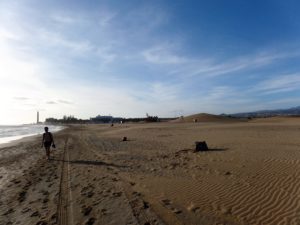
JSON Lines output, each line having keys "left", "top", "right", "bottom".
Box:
{"left": 41, "top": 127, "right": 55, "bottom": 160}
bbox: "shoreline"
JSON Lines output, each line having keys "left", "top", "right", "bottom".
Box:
{"left": 0, "top": 134, "right": 40, "bottom": 149}
{"left": 0, "top": 125, "right": 66, "bottom": 148}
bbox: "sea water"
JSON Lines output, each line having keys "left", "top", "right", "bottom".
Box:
{"left": 0, "top": 124, "right": 64, "bottom": 144}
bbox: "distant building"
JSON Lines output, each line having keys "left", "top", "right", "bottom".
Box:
{"left": 90, "top": 115, "right": 122, "bottom": 124}
{"left": 90, "top": 115, "right": 113, "bottom": 123}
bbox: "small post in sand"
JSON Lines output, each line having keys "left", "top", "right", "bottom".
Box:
{"left": 195, "top": 141, "right": 208, "bottom": 151}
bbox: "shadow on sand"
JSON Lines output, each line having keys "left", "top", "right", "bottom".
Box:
{"left": 69, "top": 160, "right": 127, "bottom": 168}
{"left": 205, "top": 148, "right": 228, "bottom": 152}
{"left": 175, "top": 147, "right": 228, "bottom": 155}
{"left": 50, "top": 158, "right": 127, "bottom": 168}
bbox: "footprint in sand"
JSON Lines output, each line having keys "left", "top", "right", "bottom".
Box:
{"left": 220, "top": 206, "right": 232, "bottom": 215}
{"left": 36, "top": 221, "right": 47, "bottom": 225}
{"left": 30, "top": 211, "right": 40, "bottom": 217}
{"left": 3, "top": 208, "right": 14, "bottom": 215}
{"left": 81, "top": 186, "right": 95, "bottom": 198}
{"left": 81, "top": 205, "right": 93, "bottom": 216}
{"left": 23, "top": 181, "right": 32, "bottom": 190}
{"left": 18, "top": 191, "right": 27, "bottom": 202}
{"left": 112, "top": 192, "right": 122, "bottom": 197}
{"left": 161, "top": 199, "right": 171, "bottom": 206}
{"left": 143, "top": 201, "right": 149, "bottom": 209}
{"left": 84, "top": 217, "right": 96, "bottom": 225}
{"left": 11, "top": 179, "right": 21, "bottom": 184}
{"left": 21, "top": 207, "right": 31, "bottom": 213}
{"left": 172, "top": 208, "right": 182, "bottom": 214}
{"left": 161, "top": 199, "right": 182, "bottom": 214}
{"left": 132, "top": 191, "right": 141, "bottom": 197}
{"left": 112, "top": 177, "right": 119, "bottom": 182}
{"left": 39, "top": 190, "right": 49, "bottom": 195}
{"left": 100, "top": 208, "right": 107, "bottom": 215}
{"left": 50, "top": 213, "right": 57, "bottom": 221}
{"left": 187, "top": 203, "right": 200, "bottom": 213}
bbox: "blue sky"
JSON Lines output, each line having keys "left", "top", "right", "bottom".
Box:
{"left": 1, "top": 0, "right": 300, "bottom": 124}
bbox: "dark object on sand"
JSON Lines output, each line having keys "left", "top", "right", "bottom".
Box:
{"left": 122, "top": 137, "right": 127, "bottom": 141}
{"left": 52, "top": 144, "right": 56, "bottom": 148}
{"left": 195, "top": 141, "right": 208, "bottom": 151}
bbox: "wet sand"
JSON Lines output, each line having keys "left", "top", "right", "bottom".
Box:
{"left": 1, "top": 118, "right": 300, "bottom": 225}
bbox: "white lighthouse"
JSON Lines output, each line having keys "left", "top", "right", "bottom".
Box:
{"left": 37, "top": 111, "right": 39, "bottom": 124}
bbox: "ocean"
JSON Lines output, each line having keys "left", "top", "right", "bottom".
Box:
{"left": 0, "top": 124, "right": 64, "bottom": 144}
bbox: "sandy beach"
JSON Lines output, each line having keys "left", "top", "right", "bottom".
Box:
{"left": 1, "top": 117, "right": 300, "bottom": 225}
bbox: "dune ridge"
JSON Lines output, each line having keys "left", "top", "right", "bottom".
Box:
{"left": 172, "top": 113, "right": 247, "bottom": 123}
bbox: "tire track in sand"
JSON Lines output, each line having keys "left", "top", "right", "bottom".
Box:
{"left": 57, "top": 136, "right": 74, "bottom": 225}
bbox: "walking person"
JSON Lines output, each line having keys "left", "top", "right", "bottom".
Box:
{"left": 41, "top": 127, "right": 55, "bottom": 160}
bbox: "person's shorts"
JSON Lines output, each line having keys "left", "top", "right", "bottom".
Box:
{"left": 44, "top": 141, "right": 52, "bottom": 148}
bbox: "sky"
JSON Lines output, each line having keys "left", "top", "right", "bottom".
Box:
{"left": 1, "top": 0, "right": 300, "bottom": 124}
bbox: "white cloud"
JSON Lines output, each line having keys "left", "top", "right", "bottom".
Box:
{"left": 13, "top": 97, "right": 30, "bottom": 100}
{"left": 98, "top": 11, "right": 117, "bottom": 27}
{"left": 142, "top": 45, "right": 186, "bottom": 64}
{"left": 51, "top": 13, "right": 78, "bottom": 24}
{"left": 168, "top": 50, "right": 300, "bottom": 79}
{"left": 57, "top": 99, "right": 73, "bottom": 105}
{"left": 38, "top": 29, "right": 93, "bottom": 53}
{"left": 124, "top": 4, "right": 169, "bottom": 32}
{"left": 46, "top": 101, "right": 57, "bottom": 105}
{"left": 148, "top": 82, "right": 180, "bottom": 101}
{"left": 96, "top": 46, "right": 117, "bottom": 65}
{"left": 255, "top": 73, "right": 300, "bottom": 94}
{"left": 0, "top": 28, "right": 20, "bottom": 42}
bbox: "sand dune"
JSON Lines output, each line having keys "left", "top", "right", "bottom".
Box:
{"left": 250, "top": 116, "right": 300, "bottom": 123}
{"left": 172, "top": 113, "right": 247, "bottom": 123}
{"left": 1, "top": 118, "right": 300, "bottom": 224}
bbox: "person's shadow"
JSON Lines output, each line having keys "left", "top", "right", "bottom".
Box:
{"left": 69, "top": 160, "right": 127, "bottom": 168}
{"left": 50, "top": 158, "right": 127, "bottom": 168}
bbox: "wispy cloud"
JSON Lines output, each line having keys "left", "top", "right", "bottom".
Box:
{"left": 142, "top": 45, "right": 186, "bottom": 64}
{"left": 254, "top": 73, "right": 300, "bottom": 94}
{"left": 148, "top": 82, "right": 181, "bottom": 101}
{"left": 0, "top": 28, "right": 20, "bottom": 42}
{"left": 13, "top": 97, "right": 30, "bottom": 100}
{"left": 167, "top": 50, "right": 300, "bottom": 79}
{"left": 98, "top": 11, "right": 117, "bottom": 27}
{"left": 38, "top": 29, "right": 93, "bottom": 54}
{"left": 58, "top": 99, "right": 73, "bottom": 105}
{"left": 51, "top": 13, "right": 79, "bottom": 24}
{"left": 46, "top": 101, "right": 57, "bottom": 104}
{"left": 123, "top": 4, "right": 169, "bottom": 33}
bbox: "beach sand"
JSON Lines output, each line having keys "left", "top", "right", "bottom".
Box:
{"left": 1, "top": 117, "right": 300, "bottom": 225}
